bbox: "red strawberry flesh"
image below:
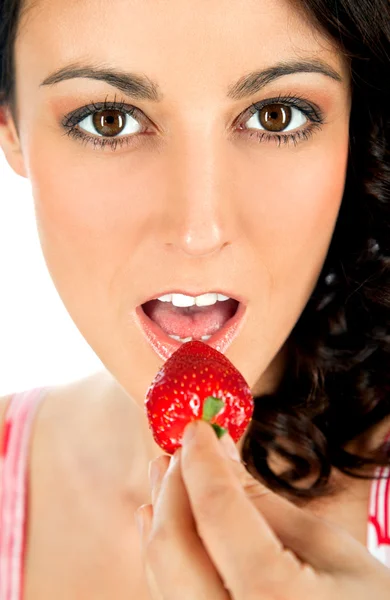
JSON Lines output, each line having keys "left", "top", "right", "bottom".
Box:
{"left": 145, "top": 340, "right": 254, "bottom": 454}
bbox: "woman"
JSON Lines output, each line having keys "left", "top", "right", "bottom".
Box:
{"left": 0, "top": 0, "right": 389, "bottom": 598}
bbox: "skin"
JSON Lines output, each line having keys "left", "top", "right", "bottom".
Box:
{"left": 1, "top": 0, "right": 351, "bottom": 419}
{"left": 139, "top": 423, "right": 390, "bottom": 600}
{"left": 2, "top": 0, "right": 385, "bottom": 597}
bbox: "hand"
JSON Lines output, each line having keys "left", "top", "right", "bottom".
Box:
{"left": 135, "top": 420, "right": 390, "bottom": 600}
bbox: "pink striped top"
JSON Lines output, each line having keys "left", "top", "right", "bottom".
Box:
{"left": 0, "top": 388, "right": 389, "bottom": 599}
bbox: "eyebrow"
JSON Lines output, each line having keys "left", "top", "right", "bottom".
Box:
{"left": 40, "top": 58, "right": 343, "bottom": 102}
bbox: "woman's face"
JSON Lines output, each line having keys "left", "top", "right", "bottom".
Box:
{"left": 1, "top": 0, "right": 351, "bottom": 404}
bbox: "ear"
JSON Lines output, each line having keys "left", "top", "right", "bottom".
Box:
{"left": 0, "top": 103, "right": 28, "bottom": 179}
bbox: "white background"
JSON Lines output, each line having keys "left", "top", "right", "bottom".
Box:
{"left": 0, "top": 151, "right": 104, "bottom": 396}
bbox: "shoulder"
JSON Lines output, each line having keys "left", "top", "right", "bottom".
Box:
{"left": 0, "top": 371, "right": 137, "bottom": 480}
{"left": 34, "top": 370, "right": 118, "bottom": 433}
{"left": 0, "top": 370, "right": 114, "bottom": 442}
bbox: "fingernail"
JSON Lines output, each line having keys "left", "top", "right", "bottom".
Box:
{"left": 135, "top": 506, "right": 146, "bottom": 536}
{"left": 148, "top": 459, "right": 162, "bottom": 489}
{"left": 170, "top": 447, "right": 182, "bottom": 466}
{"left": 182, "top": 420, "right": 198, "bottom": 445}
{"left": 220, "top": 433, "right": 241, "bottom": 462}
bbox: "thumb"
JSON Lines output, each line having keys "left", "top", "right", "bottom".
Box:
{"left": 220, "top": 435, "right": 367, "bottom": 574}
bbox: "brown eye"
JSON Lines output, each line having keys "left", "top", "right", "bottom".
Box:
{"left": 75, "top": 107, "right": 141, "bottom": 139}
{"left": 243, "top": 102, "right": 308, "bottom": 136}
{"left": 259, "top": 104, "right": 292, "bottom": 132}
{"left": 92, "top": 110, "right": 127, "bottom": 137}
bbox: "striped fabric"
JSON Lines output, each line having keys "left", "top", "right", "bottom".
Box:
{"left": 0, "top": 389, "right": 389, "bottom": 600}
{"left": 367, "top": 424, "right": 390, "bottom": 566}
{"left": 0, "top": 388, "right": 48, "bottom": 600}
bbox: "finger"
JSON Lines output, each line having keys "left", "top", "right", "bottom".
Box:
{"left": 135, "top": 505, "right": 165, "bottom": 600}
{"left": 146, "top": 449, "right": 231, "bottom": 600}
{"left": 181, "top": 420, "right": 312, "bottom": 598}
{"left": 136, "top": 503, "right": 153, "bottom": 539}
{"left": 218, "top": 437, "right": 370, "bottom": 575}
{"left": 149, "top": 454, "right": 171, "bottom": 506}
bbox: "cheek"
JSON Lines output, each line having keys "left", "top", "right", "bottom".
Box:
{"left": 235, "top": 138, "right": 349, "bottom": 387}
{"left": 246, "top": 141, "right": 348, "bottom": 286}
{"left": 245, "top": 142, "right": 349, "bottom": 360}
{"left": 26, "top": 135, "right": 146, "bottom": 298}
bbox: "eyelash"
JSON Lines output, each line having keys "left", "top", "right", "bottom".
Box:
{"left": 61, "top": 93, "right": 325, "bottom": 152}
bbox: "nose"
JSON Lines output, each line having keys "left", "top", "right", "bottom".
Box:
{"left": 161, "top": 133, "right": 238, "bottom": 258}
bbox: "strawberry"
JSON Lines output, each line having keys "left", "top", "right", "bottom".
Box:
{"left": 145, "top": 340, "right": 254, "bottom": 454}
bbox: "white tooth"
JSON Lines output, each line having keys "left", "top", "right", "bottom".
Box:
{"left": 157, "top": 294, "right": 172, "bottom": 302}
{"left": 195, "top": 293, "right": 218, "bottom": 307}
{"left": 201, "top": 335, "right": 212, "bottom": 341}
{"left": 217, "top": 294, "right": 230, "bottom": 302}
{"left": 167, "top": 334, "right": 194, "bottom": 342}
{"left": 171, "top": 293, "right": 196, "bottom": 308}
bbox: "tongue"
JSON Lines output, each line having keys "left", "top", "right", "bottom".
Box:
{"left": 143, "top": 299, "right": 238, "bottom": 338}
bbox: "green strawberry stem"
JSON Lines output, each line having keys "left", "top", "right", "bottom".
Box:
{"left": 211, "top": 423, "right": 227, "bottom": 438}
{"left": 202, "top": 396, "right": 227, "bottom": 438}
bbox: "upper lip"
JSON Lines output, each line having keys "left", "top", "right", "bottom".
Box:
{"left": 140, "top": 289, "right": 247, "bottom": 306}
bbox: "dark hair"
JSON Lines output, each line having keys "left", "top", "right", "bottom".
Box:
{"left": 1, "top": 0, "right": 389, "bottom": 502}
{"left": 0, "top": 0, "right": 19, "bottom": 118}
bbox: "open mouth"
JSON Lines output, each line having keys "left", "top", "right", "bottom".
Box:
{"left": 141, "top": 298, "right": 240, "bottom": 342}
{"left": 136, "top": 298, "right": 246, "bottom": 360}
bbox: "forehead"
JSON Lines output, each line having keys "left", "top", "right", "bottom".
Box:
{"left": 16, "top": 0, "right": 349, "bottom": 100}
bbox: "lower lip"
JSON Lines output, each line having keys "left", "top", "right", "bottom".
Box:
{"left": 135, "top": 301, "right": 247, "bottom": 361}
